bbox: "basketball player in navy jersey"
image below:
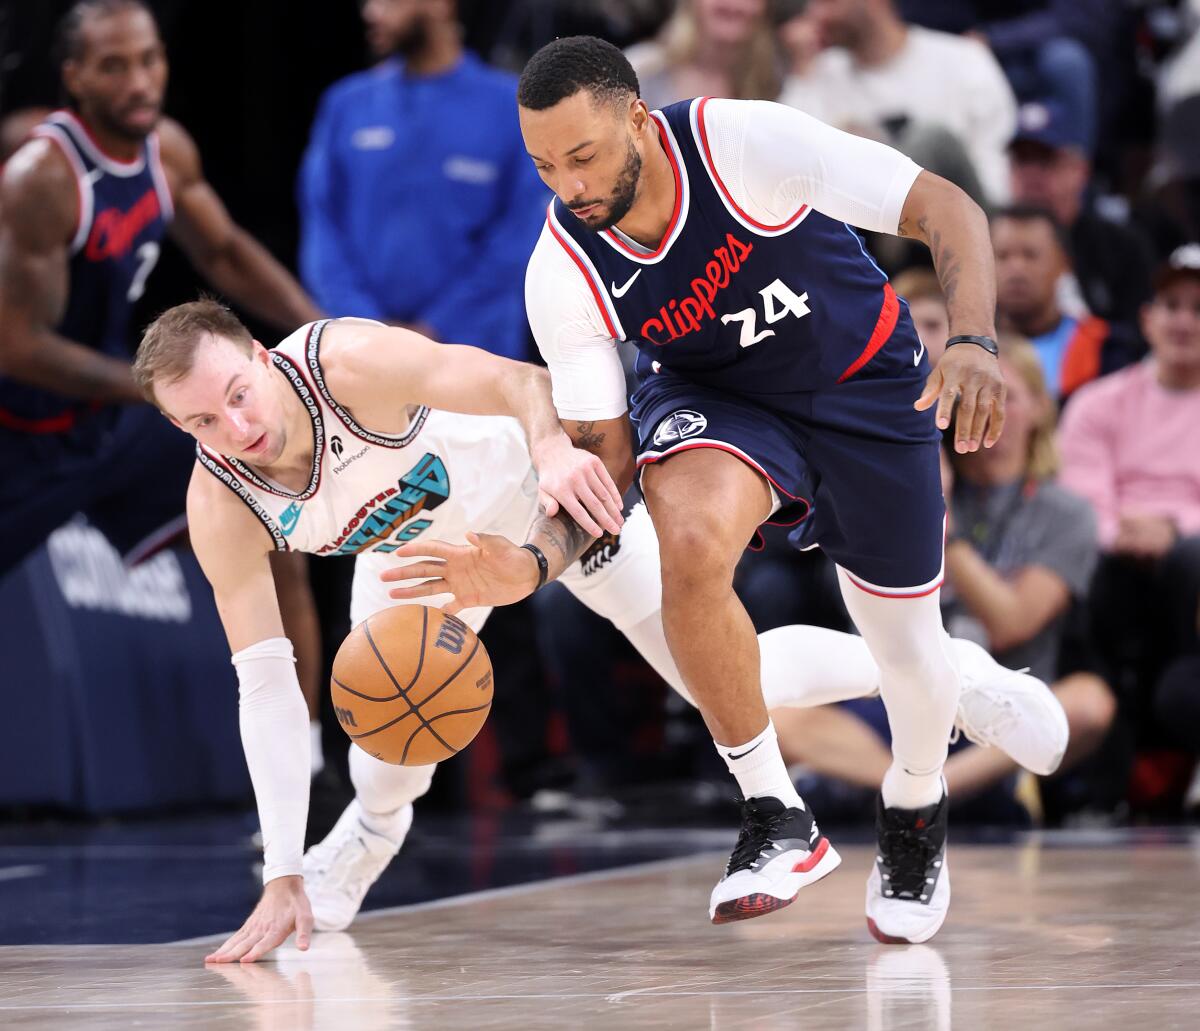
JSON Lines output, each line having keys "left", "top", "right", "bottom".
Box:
{"left": 386, "top": 37, "right": 1006, "bottom": 943}
{"left": 0, "top": 0, "right": 320, "bottom": 577}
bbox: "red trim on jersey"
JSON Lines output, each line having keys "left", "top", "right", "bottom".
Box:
{"left": 835, "top": 283, "right": 900, "bottom": 384}
{"left": 694, "top": 96, "right": 809, "bottom": 232}
{"left": 55, "top": 108, "right": 142, "bottom": 169}
{"left": 600, "top": 115, "right": 683, "bottom": 259}
{"left": 0, "top": 402, "right": 101, "bottom": 434}
{"left": 32, "top": 129, "right": 84, "bottom": 246}
{"left": 844, "top": 572, "right": 943, "bottom": 599}
{"left": 546, "top": 215, "right": 619, "bottom": 339}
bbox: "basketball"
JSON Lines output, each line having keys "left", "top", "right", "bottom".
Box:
{"left": 330, "top": 605, "right": 493, "bottom": 766}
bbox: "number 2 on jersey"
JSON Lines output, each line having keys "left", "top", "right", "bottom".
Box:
{"left": 720, "top": 278, "right": 810, "bottom": 348}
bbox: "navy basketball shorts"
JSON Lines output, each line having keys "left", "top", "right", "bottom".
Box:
{"left": 630, "top": 320, "right": 945, "bottom": 596}
{"left": 0, "top": 403, "right": 195, "bottom": 578}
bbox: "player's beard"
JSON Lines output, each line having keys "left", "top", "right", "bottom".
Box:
{"left": 585, "top": 139, "right": 643, "bottom": 233}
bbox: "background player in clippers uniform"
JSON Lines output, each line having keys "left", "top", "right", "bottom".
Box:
{"left": 0, "top": 0, "right": 320, "bottom": 576}
{"left": 134, "top": 301, "right": 1061, "bottom": 963}
{"left": 404, "top": 37, "right": 1006, "bottom": 943}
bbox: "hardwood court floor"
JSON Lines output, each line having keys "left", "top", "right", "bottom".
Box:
{"left": 0, "top": 834, "right": 1196, "bottom": 1029}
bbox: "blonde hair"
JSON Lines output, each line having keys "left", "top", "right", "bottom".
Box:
{"left": 997, "top": 333, "right": 1059, "bottom": 480}
{"left": 892, "top": 267, "right": 944, "bottom": 307}
{"left": 133, "top": 298, "right": 253, "bottom": 407}
{"left": 659, "top": 1, "right": 783, "bottom": 101}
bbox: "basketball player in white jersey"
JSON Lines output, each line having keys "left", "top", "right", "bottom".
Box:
{"left": 134, "top": 300, "right": 1065, "bottom": 963}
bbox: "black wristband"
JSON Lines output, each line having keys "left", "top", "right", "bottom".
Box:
{"left": 520, "top": 542, "right": 549, "bottom": 591}
{"left": 945, "top": 334, "right": 1000, "bottom": 357}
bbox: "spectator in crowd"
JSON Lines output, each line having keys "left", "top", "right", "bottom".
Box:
{"left": 1059, "top": 246, "right": 1200, "bottom": 772}
{"left": 900, "top": 0, "right": 1109, "bottom": 157}
{"left": 1009, "top": 99, "right": 1156, "bottom": 328}
{"left": 992, "top": 206, "right": 1140, "bottom": 403}
{"left": 772, "top": 337, "right": 1116, "bottom": 814}
{"left": 298, "top": 0, "right": 546, "bottom": 359}
{"left": 623, "top": 0, "right": 783, "bottom": 110}
{"left": 781, "top": 0, "right": 1016, "bottom": 205}
{"left": 893, "top": 266, "right": 949, "bottom": 364}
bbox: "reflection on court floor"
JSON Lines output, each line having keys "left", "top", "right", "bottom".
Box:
{"left": 0, "top": 829, "right": 1197, "bottom": 1029}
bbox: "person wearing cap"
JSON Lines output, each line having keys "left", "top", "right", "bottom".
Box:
{"left": 1058, "top": 245, "right": 1200, "bottom": 785}
{"left": 992, "top": 205, "right": 1140, "bottom": 403}
{"left": 1009, "top": 98, "right": 1156, "bottom": 328}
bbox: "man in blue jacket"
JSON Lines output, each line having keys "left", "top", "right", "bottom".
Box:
{"left": 298, "top": 0, "right": 547, "bottom": 359}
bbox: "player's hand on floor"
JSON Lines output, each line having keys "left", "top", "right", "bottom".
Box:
{"left": 204, "top": 875, "right": 313, "bottom": 965}
{"left": 531, "top": 434, "right": 623, "bottom": 537}
{"left": 916, "top": 342, "right": 1006, "bottom": 453}
{"left": 381, "top": 532, "right": 539, "bottom": 611}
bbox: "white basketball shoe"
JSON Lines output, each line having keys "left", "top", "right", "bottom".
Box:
{"left": 709, "top": 795, "right": 841, "bottom": 923}
{"left": 866, "top": 790, "right": 950, "bottom": 944}
{"left": 303, "top": 800, "right": 411, "bottom": 931}
{"left": 952, "top": 639, "right": 1069, "bottom": 776}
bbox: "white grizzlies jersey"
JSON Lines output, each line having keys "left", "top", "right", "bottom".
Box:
{"left": 195, "top": 320, "right": 540, "bottom": 561}
{"left": 197, "top": 319, "right": 665, "bottom": 634}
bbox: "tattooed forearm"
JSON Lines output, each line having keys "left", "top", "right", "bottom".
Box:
{"left": 526, "top": 505, "right": 595, "bottom": 578}
{"left": 573, "top": 421, "right": 606, "bottom": 452}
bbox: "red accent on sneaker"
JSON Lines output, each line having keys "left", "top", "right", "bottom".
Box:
{"left": 712, "top": 892, "right": 795, "bottom": 924}
{"left": 792, "top": 836, "right": 830, "bottom": 873}
{"left": 866, "top": 916, "right": 915, "bottom": 945}
{"left": 916, "top": 818, "right": 926, "bottom": 829}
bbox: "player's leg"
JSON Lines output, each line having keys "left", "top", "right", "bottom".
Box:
{"left": 303, "top": 550, "right": 493, "bottom": 930}
{"left": 562, "top": 502, "right": 1069, "bottom": 778}
{"left": 636, "top": 443, "right": 840, "bottom": 922}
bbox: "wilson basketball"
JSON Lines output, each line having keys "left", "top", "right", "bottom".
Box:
{"left": 331, "top": 605, "right": 493, "bottom": 766}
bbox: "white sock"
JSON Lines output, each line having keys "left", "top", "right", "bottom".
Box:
{"left": 310, "top": 721, "right": 325, "bottom": 778}
{"left": 715, "top": 722, "right": 804, "bottom": 808}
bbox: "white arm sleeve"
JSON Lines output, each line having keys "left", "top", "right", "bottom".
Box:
{"left": 525, "top": 224, "right": 629, "bottom": 422}
{"left": 703, "top": 98, "right": 922, "bottom": 235}
{"left": 231, "top": 636, "right": 310, "bottom": 884}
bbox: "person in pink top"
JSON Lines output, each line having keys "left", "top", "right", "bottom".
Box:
{"left": 1059, "top": 244, "right": 1200, "bottom": 809}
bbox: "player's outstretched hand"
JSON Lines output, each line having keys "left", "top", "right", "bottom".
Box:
{"left": 915, "top": 342, "right": 1006, "bottom": 453}
{"left": 531, "top": 434, "right": 623, "bottom": 537}
{"left": 381, "top": 532, "right": 539, "bottom": 612}
{"left": 204, "top": 875, "right": 313, "bottom": 965}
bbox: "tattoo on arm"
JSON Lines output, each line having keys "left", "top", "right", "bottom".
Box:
{"left": 898, "top": 213, "right": 960, "bottom": 307}
{"left": 573, "top": 421, "right": 606, "bottom": 452}
{"left": 527, "top": 505, "right": 595, "bottom": 578}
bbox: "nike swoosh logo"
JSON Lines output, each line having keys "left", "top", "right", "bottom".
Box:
{"left": 913, "top": 341, "right": 926, "bottom": 366}
{"left": 727, "top": 741, "right": 763, "bottom": 761}
{"left": 611, "top": 269, "right": 642, "bottom": 298}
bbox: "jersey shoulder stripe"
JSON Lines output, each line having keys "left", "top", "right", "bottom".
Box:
{"left": 195, "top": 445, "right": 290, "bottom": 552}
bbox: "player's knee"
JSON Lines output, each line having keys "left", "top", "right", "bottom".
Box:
{"left": 656, "top": 517, "right": 742, "bottom": 594}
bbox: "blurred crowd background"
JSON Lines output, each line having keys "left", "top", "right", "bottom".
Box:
{"left": 2, "top": 0, "right": 1199, "bottom": 834}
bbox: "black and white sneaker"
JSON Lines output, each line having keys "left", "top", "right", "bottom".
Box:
{"left": 709, "top": 795, "right": 841, "bottom": 924}
{"left": 866, "top": 791, "right": 950, "bottom": 944}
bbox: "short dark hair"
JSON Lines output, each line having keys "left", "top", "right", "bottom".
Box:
{"left": 54, "top": 0, "right": 154, "bottom": 65}
{"left": 990, "top": 204, "right": 1073, "bottom": 261}
{"left": 518, "top": 36, "right": 639, "bottom": 111}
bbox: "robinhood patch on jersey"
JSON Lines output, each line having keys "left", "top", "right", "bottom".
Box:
{"left": 318, "top": 453, "right": 451, "bottom": 556}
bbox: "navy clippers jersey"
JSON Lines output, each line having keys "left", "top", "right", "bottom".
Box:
{"left": 0, "top": 109, "right": 172, "bottom": 430}
{"left": 546, "top": 97, "right": 905, "bottom": 399}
